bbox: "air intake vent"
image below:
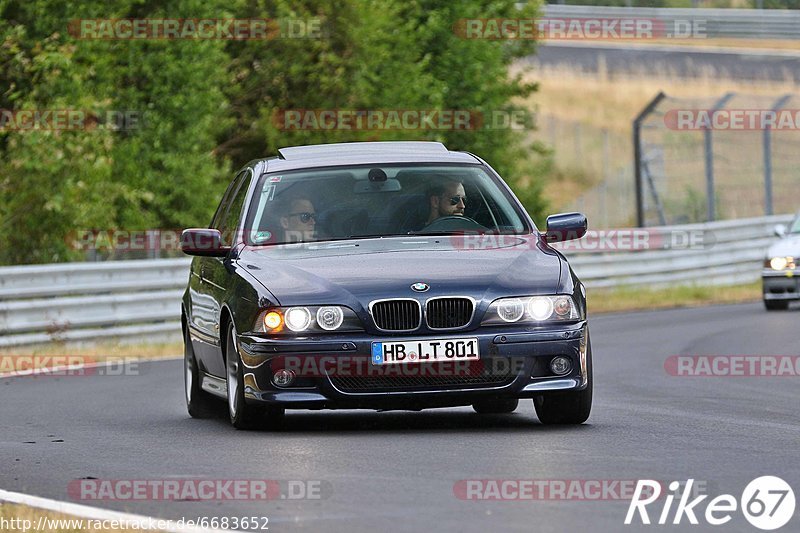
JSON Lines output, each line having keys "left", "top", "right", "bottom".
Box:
{"left": 426, "top": 297, "right": 474, "bottom": 329}
{"left": 371, "top": 300, "right": 421, "bottom": 331}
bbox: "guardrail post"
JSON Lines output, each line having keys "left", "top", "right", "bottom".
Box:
{"left": 633, "top": 92, "right": 666, "bottom": 228}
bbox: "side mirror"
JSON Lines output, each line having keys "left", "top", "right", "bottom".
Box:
{"left": 544, "top": 212, "right": 588, "bottom": 243}
{"left": 774, "top": 224, "right": 787, "bottom": 238}
{"left": 180, "top": 228, "right": 230, "bottom": 257}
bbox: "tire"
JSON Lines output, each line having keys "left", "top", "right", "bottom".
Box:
{"left": 764, "top": 299, "right": 789, "bottom": 311}
{"left": 472, "top": 398, "right": 519, "bottom": 414}
{"left": 225, "top": 322, "right": 284, "bottom": 430}
{"left": 184, "top": 326, "right": 219, "bottom": 418}
{"left": 533, "top": 340, "right": 593, "bottom": 425}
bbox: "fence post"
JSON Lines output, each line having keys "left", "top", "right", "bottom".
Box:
{"left": 633, "top": 91, "right": 666, "bottom": 228}
{"left": 764, "top": 94, "right": 791, "bottom": 216}
{"left": 703, "top": 92, "right": 735, "bottom": 222}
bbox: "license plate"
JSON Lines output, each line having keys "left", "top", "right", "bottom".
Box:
{"left": 371, "top": 338, "right": 480, "bottom": 365}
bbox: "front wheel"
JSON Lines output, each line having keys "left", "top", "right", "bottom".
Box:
{"left": 533, "top": 340, "right": 593, "bottom": 425}
{"left": 226, "top": 322, "right": 283, "bottom": 430}
{"left": 184, "top": 325, "right": 218, "bottom": 418}
{"left": 764, "top": 299, "right": 789, "bottom": 311}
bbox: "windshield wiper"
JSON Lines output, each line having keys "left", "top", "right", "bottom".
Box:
{"left": 406, "top": 230, "right": 487, "bottom": 236}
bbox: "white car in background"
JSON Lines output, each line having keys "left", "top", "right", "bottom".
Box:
{"left": 763, "top": 213, "right": 800, "bottom": 311}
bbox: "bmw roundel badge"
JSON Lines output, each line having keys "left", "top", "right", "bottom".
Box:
{"left": 411, "top": 282, "right": 429, "bottom": 292}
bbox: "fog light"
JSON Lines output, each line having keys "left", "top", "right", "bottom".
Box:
{"left": 273, "top": 369, "right": 296, "bottom": 387}
{"left": 550, "top": 356, "right": 572, "bottom": 376}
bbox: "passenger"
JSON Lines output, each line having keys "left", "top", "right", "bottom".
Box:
{"left": 426, "top": 179, "right": 466, "bottom": 225}
{"left": 280, "top": 197, "right": 317, "bottom": 242}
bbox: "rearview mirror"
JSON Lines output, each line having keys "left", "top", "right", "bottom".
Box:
{"left": 354, "top": 178, "right": 401, "bottom": 193}
{"left": 544, "top": 212, "right": 588, "bottom": 243}
{"left": 180, "top": 228, "right": 230, "bottom": 257}
{"left": 774, "top": 224, "right": 787, "bottom": 238}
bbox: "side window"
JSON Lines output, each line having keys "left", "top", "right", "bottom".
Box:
{"left": 210, "top": 176, "right": 241, "bottom": 231}
{"left": 219, "top": 170, "right": 252, "bottom": 246}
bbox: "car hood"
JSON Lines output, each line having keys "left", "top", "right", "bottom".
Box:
{"left": 767, "top": 234, "right": 800, "bottom": 258}
{"left": 238, "top": 236, "right": 563, "bottom": 308}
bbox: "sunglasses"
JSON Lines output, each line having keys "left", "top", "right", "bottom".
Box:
{"left": 447, "top": 195, "right": 467, "bottom": 206}
{"left": 289, "top": 212, "right": 316, "bottom": 223}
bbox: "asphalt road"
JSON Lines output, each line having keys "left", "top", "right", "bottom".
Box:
{"left": 2, "top": 302, "right": 798, "bottom": 532}
{"left": 530, "top": 42, "right": 800, "bottom": 82}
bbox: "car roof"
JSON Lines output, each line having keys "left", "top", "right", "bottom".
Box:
{"left": 261, "top": 141, "right": 481, "bottom": 172}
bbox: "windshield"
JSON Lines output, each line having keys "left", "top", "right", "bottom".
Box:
{"left": 243, "top": 164, "right": 530, "bottom": 246}
{"left": 791, "top": 215, "right": 800, "bottom": 234}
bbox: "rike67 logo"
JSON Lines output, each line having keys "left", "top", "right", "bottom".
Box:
{"left": 625, "top": 477, "right": 795, "bottom": 530}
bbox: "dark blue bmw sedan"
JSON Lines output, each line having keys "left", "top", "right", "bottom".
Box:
{"left": 180, "top": 141, "right": 591, "bottom": 429}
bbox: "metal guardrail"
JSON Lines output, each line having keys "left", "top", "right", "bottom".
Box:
{"left": 562, "top": 214, "right": 792, "bottom": 288}
{"left": 0, "top": 215, "right": 791, "bottom": 347}
{"left": 541, "top": 5, "right": 800, "bottom": 40}
{"left": 0, "top": 258, "right": 191, "bottom": 347}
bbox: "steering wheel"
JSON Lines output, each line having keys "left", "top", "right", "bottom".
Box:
{"left": 417, "top": 215, "right": 488, "bottom": 233}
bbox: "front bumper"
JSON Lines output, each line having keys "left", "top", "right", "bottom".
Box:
{"left": 233, "top": 322, "right": 589, "bottom": 409}
{"left": 762, "top": 270, "right": 800, "bottom": 301}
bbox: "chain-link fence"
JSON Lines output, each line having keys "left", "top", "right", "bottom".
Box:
{"left": 533, "top": 114, "right": 636, "bottom": 228}
{"left": 537, "top": 93, "right": 800, "bottom": 229}
{"left": 634, "top": 92, "right": 800, "bottom": 226}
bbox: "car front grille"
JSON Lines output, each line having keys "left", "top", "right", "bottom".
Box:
{"left": 426, "top": 297, "right": 473, "bottom": 329}
{"left": 328, "top": 358, "right": 516, "bottom": 393}
{"left": 371, "top": 299, "right": 421, "bottom": 331}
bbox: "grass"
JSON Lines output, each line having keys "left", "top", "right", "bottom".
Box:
{"left": 0, "top": 342, "right": 182, "bottom": 374}
{"left": 642, "top": 38, "right": 800, "bottom": 51}
{"left": 517, "top": 62, "right": 800, "bottom": 221}
{"left": 523, "top": 64, "right": 800, "bottom": 135}
{"left": 0, "top": 502, "right": 160, "bottom": 532}
{"left": 588, "top": 281, "right": 762, "bottom": 314}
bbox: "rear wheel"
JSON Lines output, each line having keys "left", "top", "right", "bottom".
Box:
{"left": 764, "top": 299, "right": 789, "bottom": 311}
{"left": 472, "top": 398, "right": 519, "bottom": 414}
{"left": 534, "top": 340, "right": 593, "bottom": 425}
{"left": 184, "top": 326, "right": 218, "bottom": 418}
{"left": 226, "top": 322, "right": 284, "bottom": 430}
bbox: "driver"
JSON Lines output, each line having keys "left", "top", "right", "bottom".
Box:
{"left": 279, "top": 196, "right": 317, "bottom": 242}
{"left": 426, "top": 179, "right": 466, "bottom": 224}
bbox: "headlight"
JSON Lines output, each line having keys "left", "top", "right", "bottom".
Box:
{"left": 497, "top": 299, "right": 525, "bottom": 322}
{"left": 769, "top": 256, "right": 795, "bottom": 271}
{"left": 483, "top": 295, "right": 580, "bottom": 325}
{"left": 770, "top": 257, "right": 787, "bottom": 270}
{"left": 256, "top": 305, "right": 363, "bottom": 334}
{"left": 528, "top": 297, "right": 554, "bottom": 320}
{"left": 316, "top": 306, "right": 344, "bottom": 330}
{"left": 285, "top": 307, "right": 312, "bottom": 331}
